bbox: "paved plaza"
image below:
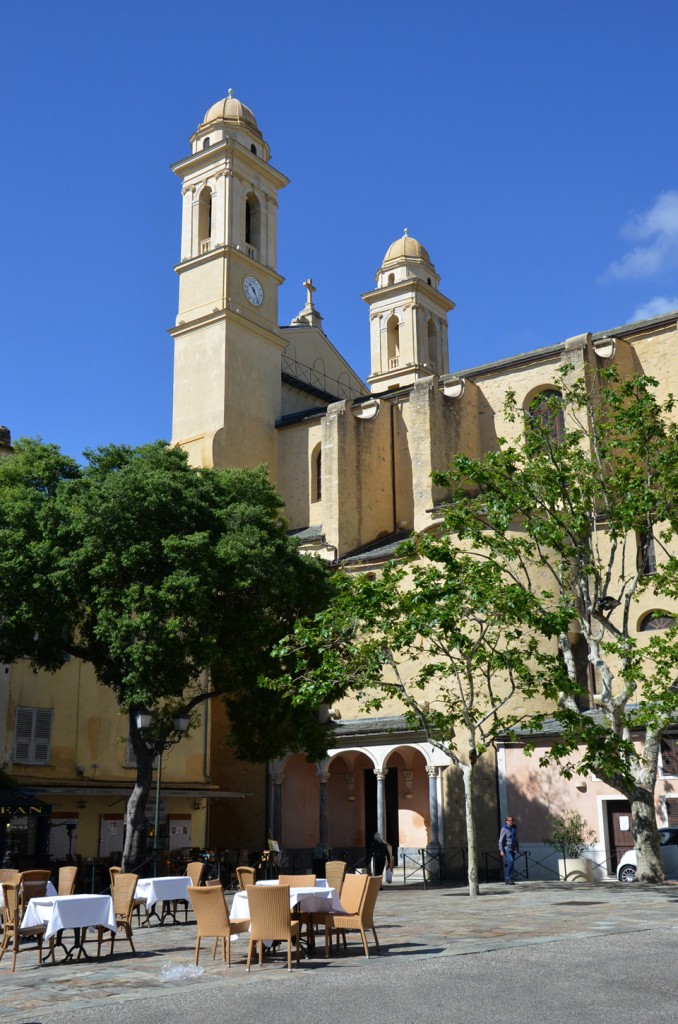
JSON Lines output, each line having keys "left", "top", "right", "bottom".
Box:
{"left": 2, "top": 880, "right": 678, "bottom": 1022}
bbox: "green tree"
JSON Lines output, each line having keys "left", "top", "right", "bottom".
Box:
{"left": 273, "top": 542, "right": 565, "bottom": 896}
{"left": 0, "top": 439, "right": 330, "bottom": 868}
{"left": 437, "top": 367, "right": 678, "bottom": 883}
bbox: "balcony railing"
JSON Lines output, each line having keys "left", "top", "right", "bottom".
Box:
{"left": 245, "top": 243, "right": 258, "bottom": 260}
{"left": 200, "top": 238, "right": 212, "bottom": 254}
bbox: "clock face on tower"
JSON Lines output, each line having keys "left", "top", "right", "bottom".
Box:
{"left": 243, "top": 276, "right": 264, "bottom": 306}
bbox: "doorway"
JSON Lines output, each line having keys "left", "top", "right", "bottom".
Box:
{"left": 606, "top": 799, "right": 633, "bottom": 874}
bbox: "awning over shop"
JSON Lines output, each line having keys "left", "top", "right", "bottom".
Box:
{"left": 0, "top": 788, "right": 52, "bottom": 817}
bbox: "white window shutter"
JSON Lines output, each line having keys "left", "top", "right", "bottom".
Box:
{"left": 13, "top": 707, "right": 52, "bottom": 764}
{"left": 33, "top": 709, "right": 53, "bottom": 764}
{"left": 13, "top": 707, "right": 34, "bottom": 762}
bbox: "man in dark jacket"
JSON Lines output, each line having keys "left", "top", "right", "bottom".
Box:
{"left": 498, "top": 815, "right": 519, "bottom": 885}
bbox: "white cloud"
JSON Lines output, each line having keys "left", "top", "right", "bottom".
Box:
{"left": 606, "top": 191, "right": 678, "bottom": 280}
{"left": 631, "top": 296, "right": 678, "bottom": 322}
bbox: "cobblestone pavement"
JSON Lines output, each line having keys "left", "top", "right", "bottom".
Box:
{"left": 2, "top": 880, "right": 678, "bottom": 1021}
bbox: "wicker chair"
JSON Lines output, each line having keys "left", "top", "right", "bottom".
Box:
{"left": 278, "top": 875, "right": 316, "bottom": 945}
{"left": 18, "top": 871, "right": 51, "bottom": 917}
{"left": 324, "top": 874, "right": 380, "bottom": 958}
{"left": 110, "top": 865, "right": 146, "bottom": 926}
{"left": 245, "top": 884, "right": 301, "bottom": 972}
{"left": 0, "top": 869, "right": 20, "bottom": 886}
{"left": 97, "top": 872, "right": 139, "bottom": 957}
{"left": 236, "top": 865, "right": 256, "bottom": 891}
{"left": 204, "top": 877, "right": 222, "bottom": 887}
{"left": 170, "top": 860, "right": 205, "bottom": 923}
{"left": 325, "top": 861, "right": 347, "bottom": 896}
{"left": 0, "top": 882, "right": 46, "bottom": 972}
{"left": 278, "top": 874, "right": 316, "bottom": 887}
{"left": 188, "top": 884, "right": 249, "bottom": 966}
{"left": 58, "top": 865, "right": 78, "bottom": 896}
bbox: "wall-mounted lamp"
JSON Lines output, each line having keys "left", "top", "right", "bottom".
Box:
{"left": 75, "top": 765, "right": 85, "bottom": 777}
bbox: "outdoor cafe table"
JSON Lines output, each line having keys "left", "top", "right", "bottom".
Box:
{"left": 21, "top": 893, "right": 116, "bottom": 961}
{"left": 231, "top": 881, "right": 344, "bottom": 920}
{"left": 134, "top": 875, "right": 192, "bottom": 925}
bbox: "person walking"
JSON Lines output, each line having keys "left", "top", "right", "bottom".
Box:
{"left": 498, "top": 815, "right": 519, "bottom": 885}
{"left": 370, "top": 832, "right": 391, "bottom": 878}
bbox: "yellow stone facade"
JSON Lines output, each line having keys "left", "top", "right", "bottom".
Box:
{"left": 168, "top": 94, "right": 678, "bottom": 871}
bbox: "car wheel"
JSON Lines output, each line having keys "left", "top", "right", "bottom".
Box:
{"left": 618, "top": 864, "right": 637, "bottom": 883}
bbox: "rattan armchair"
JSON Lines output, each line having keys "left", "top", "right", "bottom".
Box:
{"left": 0, "top": 882, "right": 46, "bottom": 972}
{"left": 98, "top": 872, "right": 139, "bottom": 957}
{"left": 324, "top": 874, "right": 380, "bottom": 958}
{"left": 245, "top": 884, "right": 301, "bottom": 972}
{"left": 236, "top": 865, "right": 256, "bottom": 890}
{"left": 188, "top": 884, "right": 249, "bottom": 966}
{"left": 18, "top": 871, "right": 51, "bottom": 917}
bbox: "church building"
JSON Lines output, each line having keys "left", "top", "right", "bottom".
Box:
{"left": 169, "top": 92, "right": 678, "bottom": 875}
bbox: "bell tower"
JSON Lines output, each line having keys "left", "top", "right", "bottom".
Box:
{"left": 169, "top": 91, "right": 289, "bottom": 473}
{"left": 363, "top": 231, "right": 455, "bottom": 393}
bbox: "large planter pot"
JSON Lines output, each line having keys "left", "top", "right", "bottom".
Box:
{"left": 557, "top": 857, "right": 593, "bottom": 882}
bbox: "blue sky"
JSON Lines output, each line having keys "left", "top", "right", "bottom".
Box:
{"left": 3, "top": 1, "right": 678, "bottom": 460}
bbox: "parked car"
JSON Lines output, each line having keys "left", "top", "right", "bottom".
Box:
{"left": 616, "top": 827, "right": 678, "bottom": 882}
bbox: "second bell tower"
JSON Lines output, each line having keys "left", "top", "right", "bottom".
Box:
{"left": 169, "top": 91, "right": 289, "bottom": 473}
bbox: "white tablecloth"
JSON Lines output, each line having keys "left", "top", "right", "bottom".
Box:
{"left": 0, "top": 880, "right": 56, "bottom": 911}
{"left": 134, "top": 875, "right": 191, "bottom": 908}
{"left": 21, "top": 893, "right": 116, "bottom": 940}
{"left": 231, "top": 884, "right": 342, "bottom": 921}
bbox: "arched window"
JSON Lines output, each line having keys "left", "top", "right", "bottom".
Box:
{"left": 245, "top": 192, "right": 261, "bottom": 257}
{"left": 311, "top": 444, "right": 322, "bottom": 502}
{"left": 386, "top": 314, "right": 400, "bottom": 369}
{"left": 387, "top": 273, "right": 395, "bottom": 286}
{"left": 250, "top": 144, "right": 257, "bottom": 155}
{"left": 197, "top": 187, "right": 212, "bottom": 252}
{"left": 203, "top": 137, "right": 211, "bottom": 149}
{"left": 529, "top": 389, "right": 565, "bottom": 443}
{"left": 640, "top": 611, "right": 676, "bottom": 632}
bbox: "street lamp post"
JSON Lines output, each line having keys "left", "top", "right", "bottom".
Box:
{"left": 135, "top": 711, "right": 190, "bottom": 876}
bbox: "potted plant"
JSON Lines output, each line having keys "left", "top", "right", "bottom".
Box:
{"left": 544, "top": 810, "right": 597, "bottom": 882}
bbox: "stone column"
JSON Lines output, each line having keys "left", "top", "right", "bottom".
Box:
{"left": 374, "top": 768, "right": 387, "bottom": 840}
{"left": 426, "top": 765, "right": 441, "bottom": 848}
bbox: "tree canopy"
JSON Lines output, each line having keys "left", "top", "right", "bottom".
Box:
{"left": 0, "top": 439, "right": 331, "bottom": 864}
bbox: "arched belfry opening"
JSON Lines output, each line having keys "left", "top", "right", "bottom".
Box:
{"left": 386, "top": 314, "right": 400, "bottom": 369}
{"left": 245, "top": 192, "right": 261, "bottom": 257}
{"left": 197, "top": 187, "right": 212, "bottom": 253}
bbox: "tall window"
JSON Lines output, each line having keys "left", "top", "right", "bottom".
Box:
{"left": 311, "top": 444, "right": 322, "bottom": 502}
{"left": 661, "top": 736, "right": 678, "bottom": 776}
{"left": 637, "top": 532, "right": 657, "bottom": 575}
{"left": 13, "top": 707, "right": 53, "bottom": 765}
{"left": 529, "top": 389, "right": 565, "bottom": 443}
{"left": 426, "top": 317, "right": 437, "bottom": 371}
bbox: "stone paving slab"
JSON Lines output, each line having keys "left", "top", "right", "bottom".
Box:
{"left": 2, "top": 880, "right": 677, "bottom": 1020}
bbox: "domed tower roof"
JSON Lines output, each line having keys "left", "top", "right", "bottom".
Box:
{"left": 202, "top": 89, "right": 260, "bottom": 132}
{"left": 382, "top": 230, "right": 433, "bottom": 266}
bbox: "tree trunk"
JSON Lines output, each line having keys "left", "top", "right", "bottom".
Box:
{"left": 121, "top": 711, "right": 153, "bottom": 872}
{"left": 630, "top": 789, "right": 664, "bottom": 883}
{"left": 461, "top": 761, "right": 479, "bottom": 896}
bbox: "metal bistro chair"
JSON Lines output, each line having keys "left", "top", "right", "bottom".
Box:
{"left": 246, "top": 885, "right": 301, "bottom": 972}
{"left": 188, "top": 884, "right": 249, "bottom": 967}
{"left": 0, "top": 882, "right": 47, "bottom": 973}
